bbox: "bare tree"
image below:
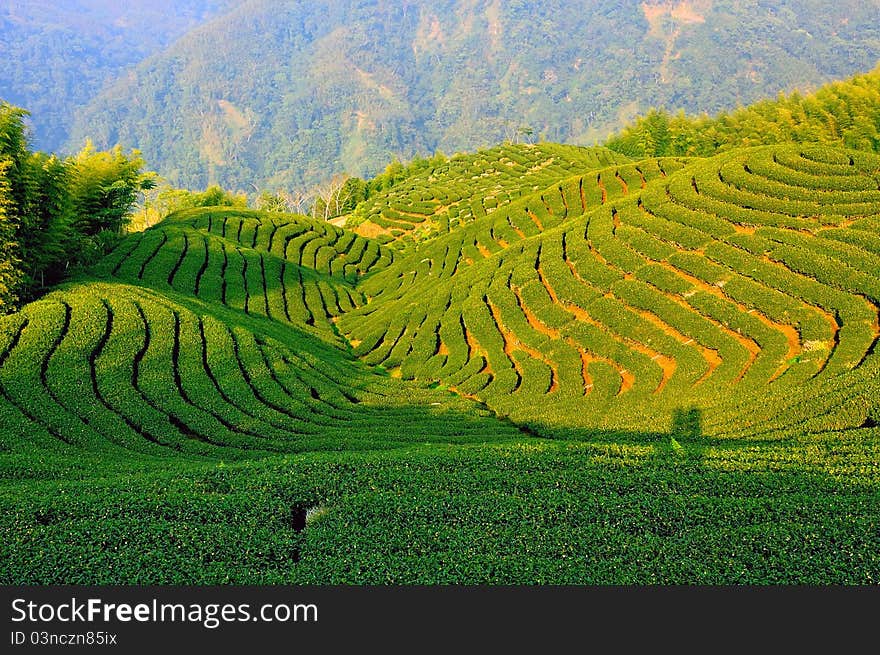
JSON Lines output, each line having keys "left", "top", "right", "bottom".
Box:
{"left": 515, "top": 125, "right": 535, "bottom": 144}
{"left": 502, "top": 121, "right": 535, "bottom": 144}
{"left": 311, "top": 173, "right": 351, "bottom": 221}
{"left": 503, "top": 119, "right": 518, "bottom": 144}
{"left": 282, "top": 189, "right": 313, "bottom": 215}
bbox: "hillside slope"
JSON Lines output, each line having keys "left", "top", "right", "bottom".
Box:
{"left": 67, "top": 0, "right": 880, "bottom": 190}
{"left": 345, "top": 143, "right": 629, "bottom": 246}
{"left": 2, "top": 141, "right": 878, "bottom": 584}
{"left": 608, "top": 66, "right": 880, "bottom": 158}
{"left": 0, "top": 208, "right": 523, "bottom": 461}
{"left": 342, "top": 143, "right": 880, "bottom": 435}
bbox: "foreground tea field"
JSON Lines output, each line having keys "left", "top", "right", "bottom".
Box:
{"left": 1, "top": 143, "right": 878, "bottom": 584}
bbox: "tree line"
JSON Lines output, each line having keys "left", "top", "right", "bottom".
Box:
{"left": 0, "top": 101, "right": 155, "bottom": 313}
{"left": 0, "top": 97, "right": 449, "bottom": 315}
{"left": 606, "top": 67, "right": 880, "bottom": 158}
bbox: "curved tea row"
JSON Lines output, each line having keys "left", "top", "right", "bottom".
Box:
{"left": 340, "top": 145, "right": 880, "bottom": 433}
{"left": 347, "top": 143, "right": 630, "bottom": 246}
{"left": 0, "top": 202, "right": 523, "bottom": 458}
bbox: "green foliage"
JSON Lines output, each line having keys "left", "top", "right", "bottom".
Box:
{"left": 346, "top": 144, "right": 626, "bottom": 244}
{"left": 1, "top": 438, "right": 878, "bottom": 584}
{"left": 255, "top": 189, "right": 288, "bottom": 213}
{"left": 0, "top": 160, "right": 20, "bottom": 311}
{"left": 342, "top": 142, "right": 880, "bottom": 438}
{"left": 187, "top": 185, "right": 248, "bottom": 209}
{"left": 0, "top": 102, "right": 30, "bottom": 237}
{"left": 68, "top": 141, "right": 156, "bottom": 236}
{"left": 607, "top": 67, "right": 880, "bottom": 158}
{"left": 0, "top": 102, "right": 163, "bottom": 310}
{"left": 2, "top": 125, "right": 880, "bottom": 583}
{"left": 135, "top": 183, "right": 249, "bottom": 231}
{"left": 17, "top": 152, "right": 74, "bottom": 289}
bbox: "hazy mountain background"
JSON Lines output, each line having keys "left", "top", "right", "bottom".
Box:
{"left": 3, "top": 0, "right": 880, "bottom": 192}
{"left": 0, "top": 0, "right": 234, "bottom": 150}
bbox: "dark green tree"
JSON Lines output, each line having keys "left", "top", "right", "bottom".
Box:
{"left": 0, "top": 102, "right": 29, "bottom": 310}
{"left": 0, "top": 102, "right": 166, "bottom": 310}
{"left": 17, "top": 152, "right": 74, "bottom": 290}
{"left": 0, "top": 159, "right": 20, "bottom": 312}
{"left": 0, "top": 102, "right": 30, "bottom": 211}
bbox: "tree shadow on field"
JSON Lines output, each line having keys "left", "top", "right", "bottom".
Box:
{"left": 517, "top": 405, "right": 745, "bottom": 466}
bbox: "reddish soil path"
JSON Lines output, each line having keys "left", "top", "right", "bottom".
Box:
{"left": 463, "top": 321, "right": 493, "bottom": 376}
{"left": 536, "top": 261, "right": 674, "bottom": 394}
{"left": 565, "top": 336, "right": 632, "bottom": 396}
{"left": 526, "top": 207, "right": 544, "bottom": 231}
{"left": 354, "top": 221, "right": 392, "bottom": 239}
{"left": 629, "top": 305, "right": 721, "bottom": 384}
{"left": 614, "top": 170, "right": 629, "bottom": 195}
{"left": 509, "top": 220, "right": 527, "bottom": 240}
{"left": 564, "top": 221, "right": 757, "bottom": 383}
{"left": 558, "top": 186, "right": 569, "bottom": 216}
{"left": 486, "top": 297, "right": 559, "bottom": 393}
{"left": 577, "top": 347, "right": 594, "bottom": 392}
{"left": 596, "top": 174, "right": 608, "bottom": 203}
{"left": 654, "top": 258, "right": 798, "bottom": 380}
{"left": 760, "top": 254, "right": 840, "bottom": 346}
{"left": 511, "top": 284, "right": 562, "bottom": 340}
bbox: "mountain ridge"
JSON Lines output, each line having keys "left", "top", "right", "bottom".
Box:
{"left": 63, "top": 0, "right": 880, "bottom": 191}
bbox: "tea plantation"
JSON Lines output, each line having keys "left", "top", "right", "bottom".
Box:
{"left": 2, "top": 143, "right": 878, "bottom": 584}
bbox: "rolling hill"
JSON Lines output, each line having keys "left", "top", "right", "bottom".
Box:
{"left": 2, "top": 141, "right": 878, "bottom": 584}
{"left": 342, "top": 143, "right": 880, "bottom": 437}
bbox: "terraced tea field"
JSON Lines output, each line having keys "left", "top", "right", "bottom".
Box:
{"left": 343, "top": 145, "right": 880, "bottom": 436}
{"left": 2, "top": 143, "right": 878, "bottom": 584}
{"left": 346, "top": 144, "right": 629, "bottom": 245}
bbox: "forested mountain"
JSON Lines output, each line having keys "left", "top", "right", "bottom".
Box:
{"left": 64, "top": 0, "right": 880, "bottom": 192}
{"left": 0, "top": 0, "right": 233, "bottom": 151}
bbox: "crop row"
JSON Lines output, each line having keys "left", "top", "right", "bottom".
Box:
{"left": 340, "top": 144, "right": 880, "bottom": 434}
{"left": 625, "top": 156, "right": 879, "bottom": 377}
{"left": 347, "top": 144, "right": 636, "bottom": 246}
{"left": 97, "top": 222, "right": 369, "bottom": 339}
{"left": 356, "top": 158, "right": 690, "bottom": 305}
{"left": 0, "top": 281, "right": 519, "bottom": 457}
